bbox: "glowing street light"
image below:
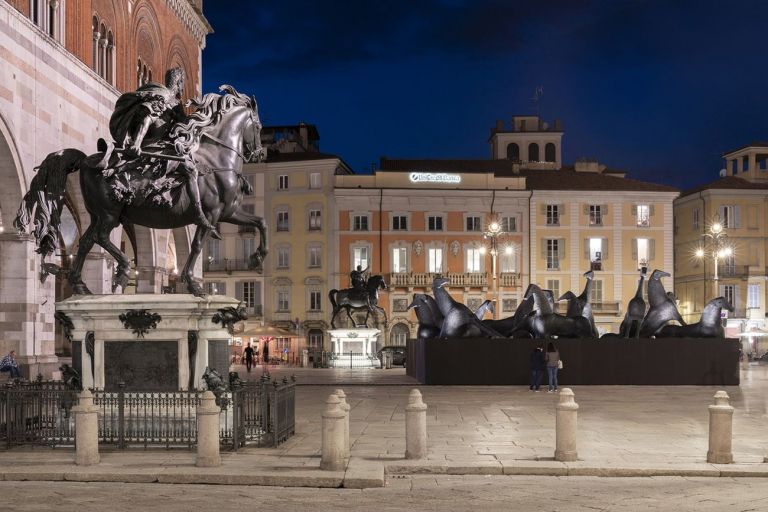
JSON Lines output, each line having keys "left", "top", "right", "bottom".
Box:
{"left": 695, "top": 216, "right": 732, "bottom": 297}
{"left": 482, "top": 216, "right": 507, "bottom": 320}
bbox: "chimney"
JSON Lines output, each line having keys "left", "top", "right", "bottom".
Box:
{"left": 299, "top": 122, "right": 309, "bottom": 150}
{"left": 554, "top": 119, "right": 562, "bottom": 131}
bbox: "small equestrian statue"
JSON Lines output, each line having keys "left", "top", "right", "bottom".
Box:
{"left": 329, "top": 267, "right": 388, "bottom": 328}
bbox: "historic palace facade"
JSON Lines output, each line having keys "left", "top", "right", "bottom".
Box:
{"left": 0, "top": 0, "right": 210, "bottom": 375}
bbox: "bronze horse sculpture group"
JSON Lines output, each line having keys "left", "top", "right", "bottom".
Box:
{"left": 14, "top": 85, "right": 267, "bottom": 297}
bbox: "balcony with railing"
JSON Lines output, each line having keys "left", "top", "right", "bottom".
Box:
{"left": 203, "top": 259, "right": 259, "bottom": 273}
{"left": 499, "top": 272, "right": 522, "bottom": 288}
{"left": 389, "top": 272, "right": 489, "bottom": 289}
{"left": 590, "top": 301, "right": 621, "bottom": 315}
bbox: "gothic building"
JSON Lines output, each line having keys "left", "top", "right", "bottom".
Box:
{"left": 0, "top": 0, "right": 211, "bottom": 376}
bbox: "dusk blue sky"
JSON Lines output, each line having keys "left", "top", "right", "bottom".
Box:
{"left": 202, "top": 1, "right": 768, "bottom": 191}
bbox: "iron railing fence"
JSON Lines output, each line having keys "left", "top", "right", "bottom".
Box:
{"left": 0, "top": 380, "right": 77, "bottom": 449}
{"left": 329, "top": 352, "right": 381, "bottom": 369}
{"left": 0, "top": 376, "right": 296, "bottom": 450}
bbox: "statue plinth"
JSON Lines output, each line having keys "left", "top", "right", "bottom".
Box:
{"left": 56, "top": 294, "right": 240, "bottom": 391}
{"left": 327, "top": 328, "right": 381, "bottom": 368}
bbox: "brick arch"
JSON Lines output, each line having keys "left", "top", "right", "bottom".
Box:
{"left": 132, "top": 1, "right": 163, "bottom": 80}
{"left": 0, "top": 109, "right": 25, "bottom": 222}
{"left": 166, "top": 35, "right": 194, "bottom": 99}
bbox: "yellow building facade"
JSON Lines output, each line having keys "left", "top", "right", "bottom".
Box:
{"left": 674, "top": 143, "right": 768, "bottom": 354}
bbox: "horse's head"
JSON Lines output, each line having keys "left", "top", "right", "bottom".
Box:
{"left": 368, "top": 275, "right": 387, "bottom": 291}
{"left": 244, "top": 95, "right": 266, "bottom": 163}
{"left": 559, "top": 291, "right": 577, "bottom": 302}
{"left": 433, "top": 277, "right": 449, "bottom": 290}
{"left": 650, "top": 269, "right": 670, "bottom": 281}
{"left": 407, "top": 293, "right": 428, "bottom": 311}
{"left": 583, "top": 270, "right": 594, "bottom": 281}
{"left": 709, "top": 296, "right": 734, "bottom": 313}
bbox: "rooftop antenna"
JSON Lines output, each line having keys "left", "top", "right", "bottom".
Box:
{"left": 531, "top": 86, "right": 543, "bottom": 117}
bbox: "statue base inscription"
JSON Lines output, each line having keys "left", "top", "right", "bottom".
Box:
{"left": 104, "top": 341, "right": 179, "bottom": 392}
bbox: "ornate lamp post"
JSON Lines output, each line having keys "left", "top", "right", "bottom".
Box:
{"left": 481, "top": 219, "right": 509, "bottom": 320}
{"left": 695, "top": 218, "right": 732, "bottom": 299}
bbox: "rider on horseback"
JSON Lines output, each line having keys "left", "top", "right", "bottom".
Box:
{"left": 350, "top": 265, "right": 368, "bottom": 298}
{"left": 108, "top": 67, "right": 221, "bottom": 239}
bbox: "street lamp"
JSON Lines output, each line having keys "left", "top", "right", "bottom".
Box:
{"left": 482, "top": 219, "right": 507, "bottom": 320}
{"left": 695, "top": 217, "right": 732, "bottom": 298}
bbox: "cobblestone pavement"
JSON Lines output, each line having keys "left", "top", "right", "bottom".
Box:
{"left": 245, "top": 362, "right": 768, "bottom": 466}
{"left": 4, "top": 475, "right": 768, "bottom": 512}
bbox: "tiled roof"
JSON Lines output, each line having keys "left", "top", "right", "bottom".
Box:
{"left": 379, "top": 158, "right": 678, "bottom": 192}
{"left": 264, "top": 152, "right": 355, "bottom": 173}
{"left": 680, "top": 176, "right": 768, "bottom": 197}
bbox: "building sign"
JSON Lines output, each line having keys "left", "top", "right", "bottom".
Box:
{"left": 409, "top": 172, "right": 462, "bottom": 184}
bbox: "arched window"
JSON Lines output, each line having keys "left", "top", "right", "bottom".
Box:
{"left": 506, "top": 143, "right": 520, "bottom": 161}
{"left": 545, "top": 143, "right": 556, "bottom": 163}
{"left": 390, "top": 323, "right": 410, "bottom": 346}
{"left": 98, "top": 22, "right": 107, "bottom": 78}
{"left": 528, "top": 143, "right": 540, "bottom": 162}
{"left": 92, "top": 16, "right": 99, "bottom": 72}
{"left": 106, "top": 31, "right": 115, "bottom": 85}
{"left": 137, "top": 59, "right": 143, "bottom": 87}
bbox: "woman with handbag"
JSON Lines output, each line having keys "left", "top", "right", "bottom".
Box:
{"left": 544, "top": 342, "right": 561, "bottom": 392}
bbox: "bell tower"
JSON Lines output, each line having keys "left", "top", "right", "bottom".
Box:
{"left": 489, "top": 116, "right": 563, "bottom": 170}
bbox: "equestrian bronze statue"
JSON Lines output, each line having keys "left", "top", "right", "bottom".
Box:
{"left": 329, "top": 271, "right": 388, "bottom": 329}
{"left": 14, "top": 75, "right": 267, "bottom": 297}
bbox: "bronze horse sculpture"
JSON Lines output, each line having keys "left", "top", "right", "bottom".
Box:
{"left": 329, "top": 275, "right": 388, "bottom": 328}
{"left": 14, "top": 86, "right": 267, "bottom": 297}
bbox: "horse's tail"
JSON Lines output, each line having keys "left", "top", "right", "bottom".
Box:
{"left": 14, "top": 148, "right": 86, "bottom": 258}
{"left": 328, "top": 289, "right": 339, "bottom": 310}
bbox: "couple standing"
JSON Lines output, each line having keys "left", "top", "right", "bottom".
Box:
{"left": 529, "top": 343, "right": 560, "bottom": 392}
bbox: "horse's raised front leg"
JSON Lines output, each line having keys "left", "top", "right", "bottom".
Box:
{"left": 181, "top": 225, "right": 208, "bottom": 297}
{"left": 222, "top": 208, "right": 267, "bottom": 271}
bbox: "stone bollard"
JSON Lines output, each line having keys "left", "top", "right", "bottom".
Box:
{"left": 196, "top": 391, "right": 221, "bottom": 467}
{"left": 405, "top": 389, "right": 428, "bottom": 459}
{"left": 334, "top": 389, "right": 350, "bottom": 460}
{"left": 73, "top": 389, "right": 100, "bottom": 466}
{"left": 321, "top": 393, "right": 347, "bottom": 470}
{"left": 707, "top": 390, "right": 734, "bottom": 464}
{"left": 555, "top": 388, "right": 579, "bottom": 462}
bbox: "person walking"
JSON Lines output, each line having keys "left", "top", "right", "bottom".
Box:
{"left": 243, "top": 342, "right": 255, "bottom": 373}
{"left": 0, "top": 350, "right": 21, "bottom": 379}
{"left": 544, "top": 342, "right": 560, "bottom": 392}
{"left": 263, "top": 341, "right": 270, "bottom": 366}
{"left": 529, "top": 345, "right": 545, "bottom": 391}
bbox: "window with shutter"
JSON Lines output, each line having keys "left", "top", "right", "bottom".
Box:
{"left": 588, "top": 238, "right": 603, "bottom": 270}
{"left": 546, "top": 205, "right": 559, "bottom": 226}
{"left": 636, "top": 204, "right": 650, "bottom": 227}
{"left": 546, "top": 239, "right": 559, "bottom": 270}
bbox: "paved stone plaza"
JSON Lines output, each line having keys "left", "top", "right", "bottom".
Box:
{"left": 1, "top": 363, "right": 768, "bottom": 509}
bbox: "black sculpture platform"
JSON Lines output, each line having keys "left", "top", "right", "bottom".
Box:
{"left": 406, "top": 338, "right": 740, "bottom": 386}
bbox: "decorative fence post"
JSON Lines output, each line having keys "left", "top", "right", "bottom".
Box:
{"left": 73, "top": 389, "right": 100, "bottom": 466}
{"left": 555, "top": 388, "right": 578, "bottom": 462}
{"left": 196, "top": 390, "right": 221, "bottom": 467}
{"left": 320, "top": 393, "right": 346, "bottom": 470}
{"left": 707, "top": 390, "right": 734, "bottom": 464}
{"left": 405, "top": 389, "right": 427, "bottom": 460}
{"left": 334, "top": 389, "right": 350, "bottom": 460}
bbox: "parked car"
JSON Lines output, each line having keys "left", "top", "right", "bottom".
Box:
{"left": 377, "top": 346, "right": 407, "bottom": 367}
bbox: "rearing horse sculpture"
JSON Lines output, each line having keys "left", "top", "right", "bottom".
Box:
{"left": 14, "top": 85, "right": 267, "bottom": 297}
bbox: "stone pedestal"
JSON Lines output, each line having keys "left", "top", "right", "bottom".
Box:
{"left": 73, "top": 390, "right": 100, "bottom": 466}
{"left": 321, "top": 393, "right": 346, "bottom": 471}
{"left": 405, "top": 389, "right": 428, "bottom": 460}
{"left": 56, "top": 294, "right": 239, "bottom": 390}
{"left": 707, "top": 390, "right": 734, "bottom": 464}
{"left": 327, "top": 328, "right": 380, "bottom": 368}
{"left": 555, "top": 388, "right": 579, "bottom": 462}
{"left": 196, "top": 391, "right": 222, "bottom": 467}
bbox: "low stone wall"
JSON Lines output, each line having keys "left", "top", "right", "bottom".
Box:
{"left": 406, "top": 337, "right": 740, "bottom": 386}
